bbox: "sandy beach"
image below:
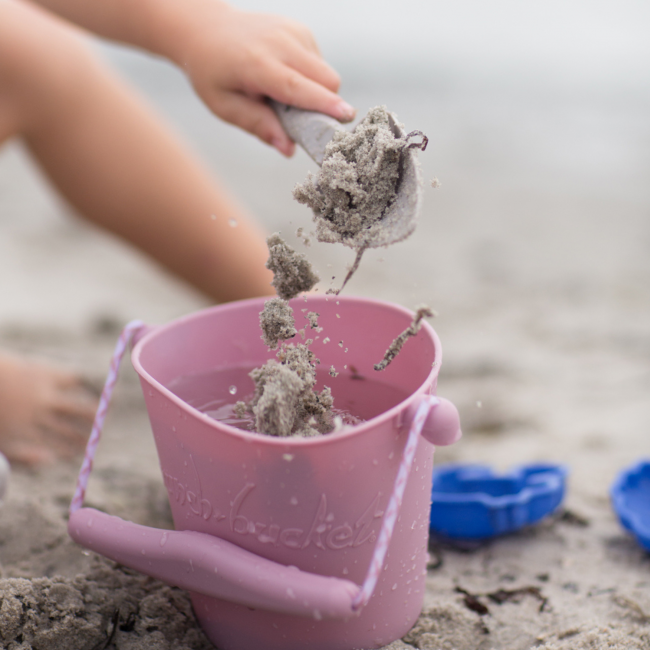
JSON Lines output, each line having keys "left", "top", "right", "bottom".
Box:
{"left": 1, "top": 2, "right": 650, "bottom": 647}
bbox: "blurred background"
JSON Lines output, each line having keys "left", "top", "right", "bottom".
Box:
{"left": 0, "top": 0, "right": 649, "bottom": 480}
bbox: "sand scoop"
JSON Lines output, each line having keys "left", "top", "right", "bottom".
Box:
{"left": 271, "top": 101, "right": 428, "bottom": 293}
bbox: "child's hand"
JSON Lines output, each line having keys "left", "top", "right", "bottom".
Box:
{"left": 177, "top": 1, "right": 355, "bottom": 156}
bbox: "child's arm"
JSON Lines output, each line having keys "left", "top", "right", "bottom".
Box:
{"left": 26, "top": 0, "right": 355, "bottom": 156}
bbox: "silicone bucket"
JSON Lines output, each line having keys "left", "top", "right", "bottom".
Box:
{"left": 68, "top": 295, "right": 460, "bottom": 650}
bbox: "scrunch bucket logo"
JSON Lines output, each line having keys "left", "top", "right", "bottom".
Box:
{"left": 163, "top": 471, "right": 384, "bottom": 551}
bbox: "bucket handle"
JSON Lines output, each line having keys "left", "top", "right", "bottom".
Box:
{"left": 69, "top": 320, "right": 447, "bottom": 619}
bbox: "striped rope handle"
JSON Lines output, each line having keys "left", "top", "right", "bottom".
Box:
{"left": 70, "top": 320, "right": 145, "bottom": 514}
{"left": 352, "top": 394, "right": 439, "bottom": 611}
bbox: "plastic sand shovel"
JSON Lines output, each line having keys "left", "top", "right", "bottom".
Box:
{"left": 68, "top": 295, "right": 461, "bottom": 650}
{"left": 429, "top": 463, "right": 567, "bottom": 541}
{"left": 271, "top": 102, "right": 425, "bottom": 249}
{"left": 611, "top": 460, "right": 650, "bottom": 552}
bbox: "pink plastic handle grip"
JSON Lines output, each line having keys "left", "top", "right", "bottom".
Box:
{"left": 69, "top": 321, "right": 447, "bottom": 619}
{"left": 68, "top": 507, "right": 358, "bottom": 619}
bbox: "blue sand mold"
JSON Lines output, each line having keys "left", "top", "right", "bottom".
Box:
{"left": 610, "top": 460, "right": 650, "bottom": 553}
{"left": 429, "top": 463, "right": 568, "bottom": 540}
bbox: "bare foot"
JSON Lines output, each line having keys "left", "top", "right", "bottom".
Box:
{"left": 0, "top": 352, "right": 98, "bottom": 466}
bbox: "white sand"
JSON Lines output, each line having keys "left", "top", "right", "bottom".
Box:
{"left": 0, "top": 64, "right": 649, "bottom": 648}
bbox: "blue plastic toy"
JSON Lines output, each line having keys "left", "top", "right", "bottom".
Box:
{"left": 610, "top": 460, "right": 650, "bottom": 552}
{"left": 429, "top": 463, "right": 568, "bottom": 540}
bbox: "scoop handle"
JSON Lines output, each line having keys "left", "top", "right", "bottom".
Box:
{"left": 69, "top": 508, "right": 358, "bottom": 620}
{"left": 269, "top": 101, "right": 342, "bottom": 165}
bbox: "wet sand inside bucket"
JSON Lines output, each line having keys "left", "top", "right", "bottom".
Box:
{"left": 166, "top": 364, "right": 411, "bottom": 434}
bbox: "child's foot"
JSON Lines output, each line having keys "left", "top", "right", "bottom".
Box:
{"left": 0, "top": 352, "right": 98, "bottom": 466}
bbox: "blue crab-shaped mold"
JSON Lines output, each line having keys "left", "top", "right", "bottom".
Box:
{"left": 429, "top": 463, "right": 568, "bottom": 540}
{"left": 610, "top": 460, "right": 650, "bottom": 553}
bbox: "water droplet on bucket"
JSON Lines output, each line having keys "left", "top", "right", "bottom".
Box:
{"left": 229, "top": 385, "right": 237, "bottom": 395}
{"left": 392, "top": 583, "right": 398, "bottom": 591}
{"left": 229, "top": 219, "right": 238, "bottom": 227}
{"left": 290, "top": 497, "right": 298, "bottom": 506}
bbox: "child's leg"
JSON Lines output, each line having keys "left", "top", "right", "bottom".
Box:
{"left": 4, "top": 0, "right": 275, "bottom": 304}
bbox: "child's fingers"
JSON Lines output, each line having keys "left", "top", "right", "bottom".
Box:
{"left": 282, "top": 45, "right": 341, "bottom": 94}
{"left": 209, "top": 91, "right": 296, "bottom": 156}
{"left": 254, "top": 60, "right": 355, "bottom": 123}
{"left": 281, "top": 18, "right": 322, "bottom": 56}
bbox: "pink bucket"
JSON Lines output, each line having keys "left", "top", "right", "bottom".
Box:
{"left": 68, "top": 295, "right": 460, "bottom": 650}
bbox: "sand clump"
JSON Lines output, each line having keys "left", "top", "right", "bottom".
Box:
{"left": 294, "top": 105, "right": 406, "bottom": 249}
{"left": 247, "top": 343, "right": 334, "bottom": 437}
{"left": 259, "top": 297, "right": 297, "bottom": 349}
{"left": 305, "top": 311, "right": 320, "bottom": 329}
{"left": 265, "top": 233, "right": 319, "bottom": 300}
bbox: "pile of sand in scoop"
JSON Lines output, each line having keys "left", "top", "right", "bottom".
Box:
{"left": 293, "top": 105, "right": 427, "bottom": 294}
{"left": 293, "top": 105, "right": 426, "bottom": 251}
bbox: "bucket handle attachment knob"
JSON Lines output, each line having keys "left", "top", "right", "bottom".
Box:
{"left": 69, "top": 321, "right": 455, "bottom": 619}
{"left": 409, "top": 396, "right": 461, "bottom": 447}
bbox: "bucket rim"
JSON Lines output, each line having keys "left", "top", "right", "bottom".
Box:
{"left": 131, "top": 294, "right": 442, "bottom": 447}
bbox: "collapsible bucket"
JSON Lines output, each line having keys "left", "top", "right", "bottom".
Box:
{"left": 68, "top": 295, "right": 461, "bottom": 650}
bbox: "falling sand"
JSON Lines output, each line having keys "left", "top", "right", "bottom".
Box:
{"left": 259, "top": 297, "right": 296, "bottom": 349}
{"left": 243, "top": 107, "right": 434, "bottom": 434}
{"left": 265, "top": 233, "right": 319, "bottom": 300}
{"left": 237, "top": 234, "right": 335, "bottom": 437}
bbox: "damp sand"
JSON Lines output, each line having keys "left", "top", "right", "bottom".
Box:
{"left": 265, "top": 233, "right": 319, "bottom": 300}
{"left": 294, "top": 106, "right": 408, "bottom": 249}
{"left": 248, "top": 343, "right": 334, "bottom": 437}
{"left": 236, "top": 234, "right": 335, "bottom": 437}
{"left": 0, "top": 558, "right": 212, "bottom": 650}
{"left": 293, "top": 105, "right": 427, "bottom": 293}
{"left": 259, "top": 297, "right": 296, "bottom": 349}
